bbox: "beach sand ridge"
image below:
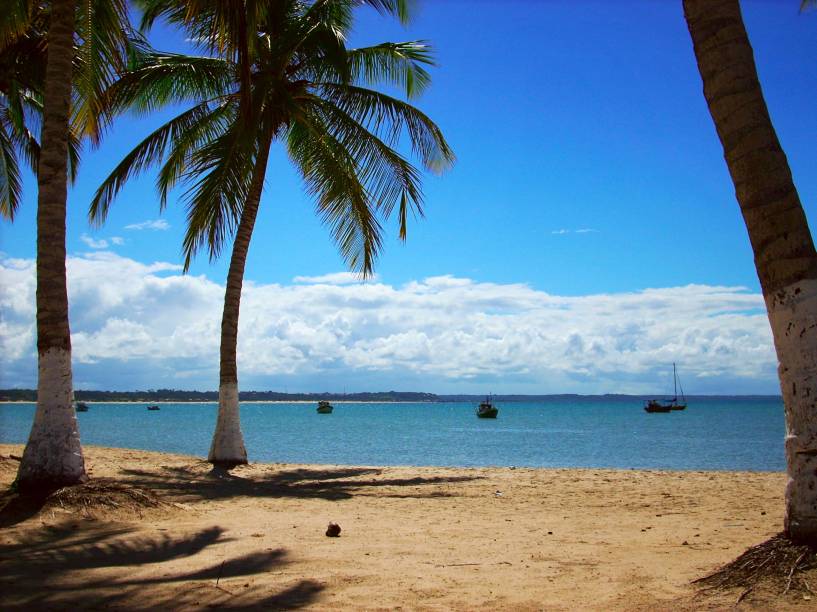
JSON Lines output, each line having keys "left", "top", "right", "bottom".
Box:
{"left": 1, "top": 444, "right": 812, "bottom": 610}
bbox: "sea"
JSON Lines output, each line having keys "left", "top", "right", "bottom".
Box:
{"left": 0, "top": 397, "right": 786, "bottom": 472}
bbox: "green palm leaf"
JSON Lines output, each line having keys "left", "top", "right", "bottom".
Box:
{"left": 289, "top": 107, "right": 384, "bottom": 275}
{"left": 318, "top": 82, "right": 454, "bottom": 173}
{"left": 306, "top": 95, "right": 424, "bottom": 238}
{"left": 180, "top": 118, "right": 259, "bottom": 269}
{"left": 105, "top": 51, "right": 235, "bottom": 115}
{"left": 89, "top": 100, "right": 228, "bottom": 224}
{"left": 347, "top": 41, "right": 434, "bottom": 98}
{"left": 0, "top": 119, "right": 23, "bottom": 220}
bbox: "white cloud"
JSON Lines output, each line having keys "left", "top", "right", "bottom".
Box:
{"left": 0, "top": 253, "right": 778, "bottom": 394}
{"left": 80, "top": 234, "right": 108, "bottom": 249}
{"left": 293, "top": 271, "right": 377, "bottom": 285}
{"left": 110, "top": 236, "right": 125, "bottom": 245}
{"left": 124, "top": 219, "right": 170, "bottom": 231}
{"left": 552, "top": 228, "right": 599, "bottom": 235}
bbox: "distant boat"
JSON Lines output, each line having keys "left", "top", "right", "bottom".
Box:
{"left": 644, "top": 363, "right": 687, "bottom": 413}
{"left": 476, "top": 396, "right": 498, "bottom": 418}
{"left": 147, "top": 405, "right": 160, "bottom": 411}
{"left": 317, "top": 400, "right": 333, "bottom": 414}
{"left": 75, "top": 401, "right": 89, "bottom": 412}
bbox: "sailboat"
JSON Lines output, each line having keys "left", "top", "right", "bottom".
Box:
{"left": 644, "top": 363, "right": 687, "bottom": 413}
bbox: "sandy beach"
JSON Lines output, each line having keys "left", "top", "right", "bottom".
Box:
{"left": 0, "top": 444, "right": 812, "bottom": 610}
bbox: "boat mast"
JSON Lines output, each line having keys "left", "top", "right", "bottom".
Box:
{"left": 673, "top": 362, "right": 677, "bottom": 401}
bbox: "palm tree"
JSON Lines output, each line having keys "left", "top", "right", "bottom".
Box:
{"left": 4, "top": 0, "right": 133, "bottom": 493}
{"left": 91, "top": 0, "right": 453, "bottom": 467}
{"left": 683, "top": 0, "right": 817, "bottom": 544}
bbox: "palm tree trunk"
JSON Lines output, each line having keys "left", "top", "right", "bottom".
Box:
{"left": 684, "top": 0, "right": 817, "bottom": 544}
{"left": 16, "top": 0, "right": 86, "bottom": 493}
{"left": 208, "top": 134, "right": 274, "bottom": 467}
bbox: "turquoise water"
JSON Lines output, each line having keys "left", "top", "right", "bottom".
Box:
{"left": 0, "top": 397, "right": 785, "bottom": 471}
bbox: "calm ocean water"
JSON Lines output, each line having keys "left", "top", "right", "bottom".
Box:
{"left": 0, "top": 397, "right": 785, "bottom": 471}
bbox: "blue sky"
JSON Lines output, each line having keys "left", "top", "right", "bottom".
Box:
{"left": 2, "top": 1, "right": 815, "bottom": 393}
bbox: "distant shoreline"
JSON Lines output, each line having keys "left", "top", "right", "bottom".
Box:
{"left": 0, "top": 400, "right": 434, "bottom": 405}
{"left": 0, "top": 394, "right": 784, "bottom": 404}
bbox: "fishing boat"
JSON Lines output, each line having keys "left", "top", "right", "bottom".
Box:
{"left": 476, "top": 396, "right": 498, "bottom": 418}
{"left": 75, "top": 401, "right": 89, "bottom": 412}
{"left": 147, "top": 405, "right": 160, "bottom": 411}
{"left": 317, "top": 400, "right": 333, "bottom": 414}
{"left": 644, "top": 363, "right": 687, "bottom": 413}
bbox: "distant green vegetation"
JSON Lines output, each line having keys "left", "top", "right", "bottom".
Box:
{"left": 0, "top": 389, "right": 439, "bottom": 403}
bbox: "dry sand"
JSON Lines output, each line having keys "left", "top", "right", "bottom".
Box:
{"left": 0, "top": 444, "right": 813, "bottom": 610}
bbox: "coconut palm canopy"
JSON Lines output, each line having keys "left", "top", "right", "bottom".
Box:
{"left": 90, "top": 0, "right": 454, "bottom": 276}
{"left": 0, "top": 0, "right": 134, "bottom": 220}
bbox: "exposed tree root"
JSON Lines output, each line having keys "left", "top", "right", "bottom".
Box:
{"left": 694, "top": 533, "right": 817, "bottom": 602}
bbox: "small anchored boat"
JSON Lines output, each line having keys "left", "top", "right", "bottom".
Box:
{"left": 644, "top": 363, "right": 687, "bottom": 413}
{"left": 147, "top": 405, "right": 160, "bottom": 411}
{"left": 476, "top": 396, "right": 498, "bottom": 419}
{"left": 317, "top": 400, "right": 333, "bottom": 414}
{"left": 75, "top": 401, "right": 89, "bottom": 412}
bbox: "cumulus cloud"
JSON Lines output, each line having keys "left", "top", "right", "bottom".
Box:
{"left": 110, "top": 236, "right": 125, "bottom": 245}
{"left": 293, "top": 271, "right": 377, "bottom": 285}
{"left": 80, "top": 234, "right": 108, "bottom": 249}
{"left": 124, "top": 219, "right": 170, "bottom": 231}
{"left": 0, "top": 253, "right": 778, "bottom": 393}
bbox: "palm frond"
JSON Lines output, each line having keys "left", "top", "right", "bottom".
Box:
{"left": 67, "top": 127, "right": 81, "bottom": 183}
{"left": 89, "top": 100, "right": 225, "bottom": 224}
{"left": 307, "top": 95, "right": 424, "bottom": 239}
{"left": 305, "top": 0, "right": 415, "bottom": 26}
{"left": 288, "top": 107, "right": 384, "bottom": 276}
{"left": 346, "top": 41, "right": 434, "bottom": 98}
{"left": 317, "top": 82, "right": 455, "bottom": 173}
{"left": 156, "top": 98, "right": 236, "bottom": 208}
{"left": 0, "top": 0, "right": 32, "bottom": 48}
{"left": 357, "top": 0, "right": 416, "bottom": 25}
{"left": 3, "top": 104, "right": 38, "bottom": 173}
{"left": 73, "top": 0, "right": 135, "bottom": 141}
{"left": 0, "top": 120, "right": 22, "bottom": 220}
{"left": 104, "top": 51, "right": 235, "bottom": 116}
{"left": 179, "top": 109, "right": 263, "bottom": 269}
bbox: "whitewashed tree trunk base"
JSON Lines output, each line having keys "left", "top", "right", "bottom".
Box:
{"left": 16, "top": 348, "right": 87, "bottom": 492}
{"left": 208, "top": 382, "right": 248, "bottom": 467}
{"left": 767, "top": 278, "right": 817, "bottom": 543}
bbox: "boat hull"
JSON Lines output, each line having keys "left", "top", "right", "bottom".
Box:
{"left": 476, "top": 408, "right": 498, "bottom": 418}
{"left": 317, "top": 406, "right": 333, "bottom": 414}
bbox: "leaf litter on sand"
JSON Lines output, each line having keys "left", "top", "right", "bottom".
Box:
{"left": 693, "top": 533, "right": 817, "bottom": 604}
{"left": 44, "top": 480, "right": 168, "bottom": 519}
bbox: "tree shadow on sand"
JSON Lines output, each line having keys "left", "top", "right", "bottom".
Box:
{"left": 118, "top": 464, "right": 483, "bottom": 503}
{"left": 0, "top": 521, "right": 323, "bottom": 610}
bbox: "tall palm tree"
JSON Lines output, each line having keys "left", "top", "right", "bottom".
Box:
{"left": 4, "top": 0, "right": 134, "bottom": 493}
{"left": 683, "top": 0, "right": 817, "bottom": 544}
{"left": 91, "top": 0, "right": 453, "bottom": 467}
